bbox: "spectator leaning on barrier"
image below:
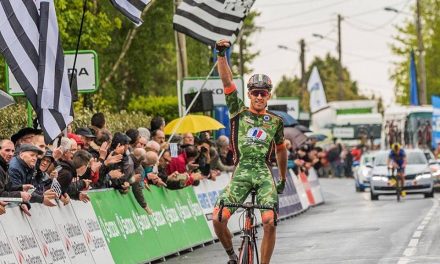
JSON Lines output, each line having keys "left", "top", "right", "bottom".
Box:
{"left": 103, "top": 132, "right": 131, "bottom": 192}
{"left": 167, "top": 145, "right": 201, "bottom": 186}
{"left": 0, "top": 140, "right": 32, "bottom": 203}
{"left": 34, "top": 149, "right": 57, "bottom": 196}
{"left": 8, "top": 144, "right": 57, "bottom": 206}
{"left": 57, "top": 150, "right": 92, "bottom": 203}
{"left": 129, "top": 148, "right": 153, "bottom": 215}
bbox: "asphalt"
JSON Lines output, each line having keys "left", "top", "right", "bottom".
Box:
{"left": 161, "top": 178, "right": 440, "bottom": 264}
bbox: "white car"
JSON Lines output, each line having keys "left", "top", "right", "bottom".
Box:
{"left": 354, "top": 152, "right": 375, "bottom": 192}
{"left": 370, "top": 149, "right": 434, "bottom": 200}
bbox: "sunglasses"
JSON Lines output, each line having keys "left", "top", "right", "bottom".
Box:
{"left": 250, "top": 90, "right": 270, "bottom": 97}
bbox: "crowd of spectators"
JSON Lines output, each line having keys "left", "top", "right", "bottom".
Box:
{"left": 0, "top": 113, "right": 235, "bottom": 216}
{"left": 284, "top": 137, "right": 366, "bottom": 178}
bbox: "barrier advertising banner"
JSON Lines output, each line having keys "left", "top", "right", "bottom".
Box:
{"left": 70, "top": 200, "right": 115, "bottom": 264}
{"left": 0, "top": 206, "right": 46, "bottom": 264}
{"left": 0, "top": 215, "right": 17, "bottom": 264}
{"left": 26, "top": 204, "right": 70, "bottom": 264}
{"left": 49, "top": 202, "right": 95, "bottom": 264}
{"left": 271, "top": 167, "right": 303, "bottom": 217}
{"left": 89, "top": 186, "right": 212, "bottom": 264}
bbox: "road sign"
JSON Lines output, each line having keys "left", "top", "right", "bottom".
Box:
{"left": 5, "top": 50, "right": 99, "bottom": 96}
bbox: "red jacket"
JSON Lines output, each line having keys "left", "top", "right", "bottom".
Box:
{"left": 166, "top": 152, "right": 188, "bottom": 175}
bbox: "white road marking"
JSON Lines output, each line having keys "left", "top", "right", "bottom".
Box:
{"left": 397, "top": 198, "right": 439, "bottom": 262}
{"left": 413, "top": 231, "right": 422, "bottom": 238}
{"left": 408, "top": 239, "right": 419, "bottom": 247}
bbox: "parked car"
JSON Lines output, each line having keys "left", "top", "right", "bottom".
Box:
{"left": 354, "top": 152, "right": 376, "bottom": 192}
{"left": 370, "top": 149, "right": 434, "bottom": 200}
{"left": 422, "top": 149, "right": 440, "bottom": 190}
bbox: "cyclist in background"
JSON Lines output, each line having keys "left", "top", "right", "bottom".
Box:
{"left": 387, "top": 143, "right": 407, "bottom": 196}
{"left": 212, "top": 39, "right": 287, "bottom": 264}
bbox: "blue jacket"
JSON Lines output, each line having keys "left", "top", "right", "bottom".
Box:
{"left": 8, "top": 156, "right": 43, "bottom": 203}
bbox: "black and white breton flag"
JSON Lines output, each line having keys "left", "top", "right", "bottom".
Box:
{"left": 0, "top": 0, "right": 73, "bottom": 144}
{"left": 173, "top": 0, "right": 255, "bottom": 47}
{"left": 109, "top": 0, "right": 151, "bottom": 26}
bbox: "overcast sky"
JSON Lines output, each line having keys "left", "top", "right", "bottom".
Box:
{"left": 246, "top": 0, "right": 414, "bottom": 107}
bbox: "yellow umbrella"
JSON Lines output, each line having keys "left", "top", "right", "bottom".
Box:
{"left": 164, "top": 115, "right": 225, "bottom": 135}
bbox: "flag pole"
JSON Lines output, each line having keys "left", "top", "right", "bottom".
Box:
{"left": 158, "top": 61, "right": 218, "bottom": 159}
{"left": 70, "top": 0, "right": 87, "bottom": 88}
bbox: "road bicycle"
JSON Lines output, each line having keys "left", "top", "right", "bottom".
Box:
{"left": 389, "top": 167, "right": 402, "bottom": 202}
{"left": 218, "top": 190, "right": 277, "bottom": 264}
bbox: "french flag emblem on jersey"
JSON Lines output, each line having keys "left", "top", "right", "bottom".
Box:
{"left": 247, "top": 127, "right": 267, "bottom": 141}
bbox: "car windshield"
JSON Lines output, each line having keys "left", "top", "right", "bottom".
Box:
{"left": 374, "top": 151, "right": 427, "bottom": 166}
{"left": 361, "top": 155, "right": 374, "bottom": 165}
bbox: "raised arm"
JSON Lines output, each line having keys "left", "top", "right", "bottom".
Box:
{"left": 215, "top": 39, "right": 233, "bottom": 88}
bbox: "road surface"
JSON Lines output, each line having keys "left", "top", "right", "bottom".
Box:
{"left": 162, "top": 178, "right": 440, "bottom": 264}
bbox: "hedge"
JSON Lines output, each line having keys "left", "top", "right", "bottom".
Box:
{"left": 0, "top": 104, "right": 152, "bottom": 139}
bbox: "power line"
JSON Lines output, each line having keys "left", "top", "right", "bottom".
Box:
{"left": 262, "top": 0, "right": 409, "bottom": 32}
{"left": 343, "top": 0, "right": 412, "bottom": 32}
{"left": 258, "top": 0, "right": 337, "bottom": 8}
{"left": 259, "top": 0, "right": 349, "bottom": 25}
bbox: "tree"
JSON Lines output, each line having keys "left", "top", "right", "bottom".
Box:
{"left": 390, "top": 0, "right": 440, "bottom": 104}
{"left": 274, "top": 53, "right": 366, "bottom": 111}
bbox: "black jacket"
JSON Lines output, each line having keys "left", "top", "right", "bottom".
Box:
{"left": 0, "top": 156, "right": 22, "bottom": 198}
{"left": 57, "top": 160, "right": 86, "bottom": 200}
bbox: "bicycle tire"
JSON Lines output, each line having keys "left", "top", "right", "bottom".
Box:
{"left": 238, "top": 237, "right": 250, "bottom": 264}
{"left": 396, "top": 176, "right": 400, "bottom": 202}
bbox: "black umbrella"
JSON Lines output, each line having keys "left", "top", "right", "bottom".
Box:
{"left": 271, "top": 110, "right": 298, "bottom": 127}
{"left": 295, "top": 124, "right": 312, "bottom": 133}
{"left": 0, "top": 90, "right": 15, "bottom": 110}
{"left": 284, "top": 127, "right": 308, "bottom": 150}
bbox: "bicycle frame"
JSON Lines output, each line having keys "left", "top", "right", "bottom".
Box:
{"left": 218, "top": 190, "right": 277, "bottom": 264}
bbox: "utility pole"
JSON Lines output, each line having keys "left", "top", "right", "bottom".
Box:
{"left": 416, "top": 0, "right": 427, "bottom": 104}
{"left": 299, "top": 39, "right": 306, "bottom": 110}
{"left": 337, "top": 14, "right": 344, "bottom": 101}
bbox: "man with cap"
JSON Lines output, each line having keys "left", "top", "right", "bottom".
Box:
{"left": 0, "top": 139, "right": 32, "bottom": 202}
{"left": 8, "top": 144, "right": 57, "bottom": 206}
{"left": 75, "top": 127, "right": 96, "bottom": 150}
{"left": 11, "top": 127, "right": 42, "bottom": 147}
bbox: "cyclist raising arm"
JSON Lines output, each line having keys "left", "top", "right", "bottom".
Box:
{"left": 212, "top": 39, "right": 287, "bottom": 264}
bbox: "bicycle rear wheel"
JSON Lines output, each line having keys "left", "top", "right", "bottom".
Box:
{"left": 238, "top": 237, "right": 256, "bottom": 264}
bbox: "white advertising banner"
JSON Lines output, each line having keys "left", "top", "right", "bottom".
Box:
{"left": 26, "top": 204, "right": 70, "bottom": 264}
{"left": 7, "top": 51, "right": 98, "bottom": 95}
{"left": 333, "top": 127, "right": 355, "bottom": 139}
{"left": 70, "top": 200, "right": 114, "bottom": 263}
{"left": 307, "top": 66, "right": 328, "bottom": 113}
{"left": 49, "top": 203, "right": 94, "bottom": 263}
{"left": 0, "top": 206, "right": 46, "bottom": 264}
{"left": 179, "top": 77, "right": 244, "bottom": 115}
{"left": 0, "top": 216, "right": 18, "bottom": 264}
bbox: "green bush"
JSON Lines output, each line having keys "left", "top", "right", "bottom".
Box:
{"left": 0, "top": 103, "right": 152, "bottom": 139}
{"left": 128, "top": 96, "right": 179, "bottom": 122}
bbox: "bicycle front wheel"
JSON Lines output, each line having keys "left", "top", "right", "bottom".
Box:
{"left": 238, "top": 237, "right": 256, "bottom": 264}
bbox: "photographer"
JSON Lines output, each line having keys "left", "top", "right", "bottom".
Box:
{"left": 194, "top": 138, "right": 221, "bottom": 180}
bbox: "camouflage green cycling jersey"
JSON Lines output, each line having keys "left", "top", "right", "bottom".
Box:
{"left": 216, "top": 83, "right": 285, "bottom": 213}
